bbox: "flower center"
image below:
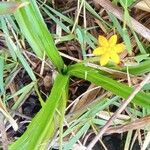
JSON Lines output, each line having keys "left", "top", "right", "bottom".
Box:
{"left": 105, "top": 46, "right": 114, "bottom": 52}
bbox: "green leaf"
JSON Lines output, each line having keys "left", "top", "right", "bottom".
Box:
{"left": 55, "top": 34, "right": 75, "bottom": 43}
{"left": 122, "top": 28, "right": 132, "bottom": 54}
{"left": 119, "top": 0, "right": 135, "bottom": 7}
{"left": 63, "top": 123, "right": 90, "bottom": 150}
{"left": 108, "top": 12, "right": 132, "bottom": 54}
{"left": 58, "top": 84, "right": 69, "bottom": 150}
{"left": 1, "top": 17, "right": 36, "bottom": 81}
{"left": 38, "top": 0, "right": 73, "bottom": 25}
{"left": 9, "top": 74, "right": 69, "bottom": 150}
{"left": 68, "top": 63, "right": 150, "bottom": 109}
{"left": 134, "top": 54, "right": 150, "bottom": 63}
{"left": 7, "top": 82, "right": 35, "bottom": 100}
{"left": 132, "top": 31, "right": 147, "bottom": 54}
{"left": 1, "top": 19, "right": 17, "bottom": 61}
{"left": 41, "top": 6, "right": 70, "bottom": 33}
{"left": 14, "top": 0, "right": 64, "bottom": 72}
{"left": 8, "top": 82, "right": 36, "bottom": 110}
{"left": 122, "top": 60, "right": 150, "bottom": 75}
{"left": 0, "top": 55, "right": 4, "bottom": 94}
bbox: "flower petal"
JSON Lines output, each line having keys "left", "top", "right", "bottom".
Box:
{"left": 98, "top": 35, "right": 108, "bottom": 47}
{"left": 108, "top": 34, "right": 117, "bottom": 46}
{"left": 100, "top": 53, "right": 110, "bottom": 66}
{"left": 110, "top": 53, "right": 120, "bottom": 64}
{"left": 114, "top": 43, "right": 125, "bottom": 53}
{"left": 93, "top": 47, "right": 105, "bottom": 56}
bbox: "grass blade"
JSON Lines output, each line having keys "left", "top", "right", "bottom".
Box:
{"left": 63, "top": 123, "right": 90, "bottom": 150}
{"left": 9, "top": 74, "right": 69, "bottom": 150}
{"left": 14, "top": 0, "right": 64, "bottom": 71}
{"left": 1, "top": 17, "right": 36, "bottom": 81}
{"left": 122, "top": 60, "right": 150, "bottom": 75}
{"left": 0, "top": 55, "right": 4, "bottom": 94}
{"left": 68, "top": 64, "right": 150, "bottom": 109}
{"left": 108, "top": 12, "right": 132, "bottom": 54}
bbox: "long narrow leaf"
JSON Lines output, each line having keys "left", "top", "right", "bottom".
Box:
{"left": 9, "top": 74, "right": 69, "bottom": 150}
{"left": 0, "top": 55, "right": 4, "bottom": 94}
{"left": 122, "top": 60, "right": 150, "bottom": 75}
{"left": 14, "top": 0, "right": 64, "bottom": 71}
{"left": 63, "top": 123, "right": 90, "bottom": 150}
{"left": 68, "top": 64, "right": 150, "bottom": 109}
{"left": 1, "top": 17, "right": 36, "bottom": 81}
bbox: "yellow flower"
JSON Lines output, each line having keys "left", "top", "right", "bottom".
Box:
{"left": 93, "top": 34, "right": 125, "bottom": 66}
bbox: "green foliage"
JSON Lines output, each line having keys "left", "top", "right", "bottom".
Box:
{"left": 113, "top": 0, "right": 135, "bottom": 7}
{"left": 68, "top": 63, "right": 150, "bottom": 109}
{"left": 122, "top": 60, "right": 150, "bottom": 75}
{"left": 0, "top": 0, "right": 149, "bottom": 149}
{"left": 1, "top": 17, "right": 36, "bottom": 81}
{"left": 108, "top": 12, "right": 132, "bottom": 54}
{"left": 14, "top": 0, "right": 64, "bottom": 72}
{"left": 119, "top": 0, "right": 135, "bottom": 7}
{"left": 9, "top": 74, "right": 69, "bottom": 150}
{"left": 0, "top": 55, "right": 4, "bottom": 94}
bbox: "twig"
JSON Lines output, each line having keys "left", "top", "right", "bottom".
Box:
{"left": 93, "top": 0, "right": 150, "bottom": 41}
{"left": 71, "top": 0, "right": 85, "bottom": 33}
{"left": 105, "top": 115, "right": 150, "bottom": 134}
{"left": 86, "top": 72, "right": 150, "bottom": 150}
{"left": 0, "top": 115, "right": 9, "bottom": 150}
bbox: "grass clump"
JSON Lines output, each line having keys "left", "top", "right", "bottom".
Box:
{"left": 0, "top": 0, "right": 150, "bottom": 150}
